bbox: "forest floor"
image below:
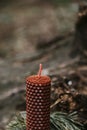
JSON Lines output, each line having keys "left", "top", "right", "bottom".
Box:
{"left": 0, "top": 1, "right": 87, "bottom": 130}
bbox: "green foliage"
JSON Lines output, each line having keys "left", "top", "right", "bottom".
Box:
{"left": 7, "top": 111, "right": 85, "bottom": 130}
{"left": 50, "top": 112, "right": 84, "bottom": 130}
{"left": 7, "top": 112, "right": 26, "bottom": 130}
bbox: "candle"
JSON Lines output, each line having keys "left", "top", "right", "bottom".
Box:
{"left": 26, "top": 64, "right": 51, "bottom": 130}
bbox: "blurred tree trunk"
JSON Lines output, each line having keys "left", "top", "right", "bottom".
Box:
{"left": 71, "top": 3, "right": 87, "bottom": 58}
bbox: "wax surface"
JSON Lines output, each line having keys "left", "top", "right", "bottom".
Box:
{"left": 26, "top": 75, "right": 51, "bottom": 84}
{"left": 26, "top": 75, "right": 51, "bottom": 130}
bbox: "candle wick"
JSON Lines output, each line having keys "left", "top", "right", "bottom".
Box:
{"left": 38, "top": 64, "right": 42, "bottom": 77}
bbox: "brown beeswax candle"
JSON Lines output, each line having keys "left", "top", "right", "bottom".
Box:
{"left": 26, "top": 64, "right": 51, "bottom": 130}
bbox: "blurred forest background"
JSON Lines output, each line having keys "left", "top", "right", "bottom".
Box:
{"left": 0, "top": 0, "right": 87, "bottom": 130}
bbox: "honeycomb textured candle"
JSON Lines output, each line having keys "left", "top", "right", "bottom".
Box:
{"left": 26, "top": 75, "right": 51, "bottom": 130}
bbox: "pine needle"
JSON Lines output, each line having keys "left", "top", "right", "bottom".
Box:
{"left": 50, "top": 112, "right": 84, "bottom": 130}
{"left": 6, "top": 111, "right": 85, "bottom": 130}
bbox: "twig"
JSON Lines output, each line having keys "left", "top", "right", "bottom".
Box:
{"left": 50, "top": 98, "right": 61, "bottom": 109}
